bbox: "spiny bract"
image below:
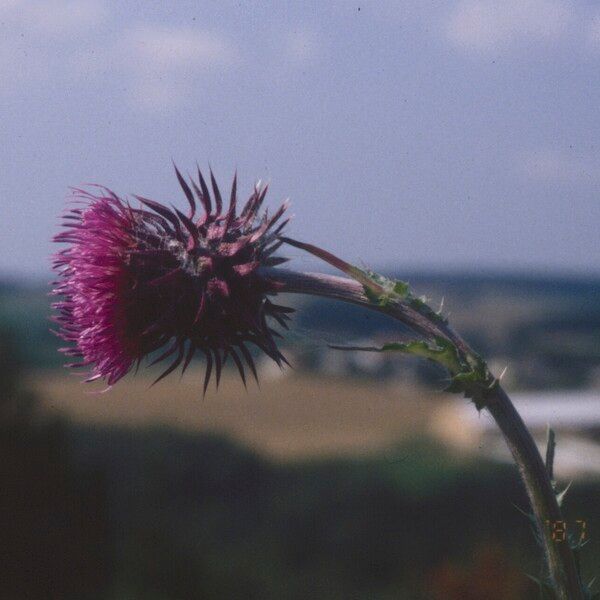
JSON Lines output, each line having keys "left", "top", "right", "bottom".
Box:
{"left": 52, "top": 167, "right": 292, "bottom": 392}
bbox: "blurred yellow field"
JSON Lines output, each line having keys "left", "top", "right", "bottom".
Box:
{"left": 32, "top": 371, "right": 436, "bottom": 460}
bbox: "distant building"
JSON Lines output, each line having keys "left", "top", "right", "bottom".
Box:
{"left": 429, "top": 391, "right": 600, "bottom": 480}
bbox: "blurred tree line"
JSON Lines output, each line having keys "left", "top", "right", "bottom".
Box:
{"left": 3, "top": 273, "right": 600, "bottom": 389}
{"left": 0, "top": 329, "right": 111, "bottom": 599}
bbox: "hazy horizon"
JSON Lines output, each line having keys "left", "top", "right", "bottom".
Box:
{"left": 7, "top": 262, "right": 600, "bottom": 287}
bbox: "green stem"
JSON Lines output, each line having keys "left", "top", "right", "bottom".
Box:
{"left": 484, "top": 386, "right": 583, "bottom": 599}
{"left": 267, "top": 267, "right": 583, "bottom": 600}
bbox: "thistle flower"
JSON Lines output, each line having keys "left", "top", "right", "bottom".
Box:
{"left": 52, "top": 167, "right": 292, "bottom": 392}
{"left": 51, "top": 165, "right": 586, "bottom": 599}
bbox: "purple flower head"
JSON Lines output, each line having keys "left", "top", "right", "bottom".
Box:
{"left": 52, "top": 167, "right": 292, "bottom": 392}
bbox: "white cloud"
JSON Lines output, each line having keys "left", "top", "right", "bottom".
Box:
{"left": 285, "top": 29, "right": 319, "bottom": 66}
{"left": 0, "top": 0, "right": 107, "bottom": 33}
{"left": 0, "top": 11, "right": 238, "bottom": 112}
{"left": 117, "top": 26, "right": 236, "bottom": 112}
{"left": 0, "top": 0, "right": 22, "bottom": 11}
{"left": 126, "top": 76, "right": 189, "bottom": 113}
{"left": 0, "top": 0, "right": 108, "bottom": 94}
{"left": 27, "top": 0, "right": 108, "bottom": 33}
{"left": 124, "top": 26, "right": 235, "bottom": 73}
{"left": 74, "top": 26, "right": 234, "bottom": 113}
{"left": 446, "top": 0, "right": 573, "bottom": 52}
{"left": 519, "top": 148, "right": 600, "bottom": 184}
{"left": 74, "top": 26, "right": 235, "bottom": 73}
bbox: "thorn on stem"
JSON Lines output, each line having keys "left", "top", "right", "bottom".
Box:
{"left": 545, "top": 425, "right": 556, "bottom": 483}
{"left": 437, "top": 296, "right": 445, "bottom": 315}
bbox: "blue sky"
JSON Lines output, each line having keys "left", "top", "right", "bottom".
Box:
{"left": 1, "top": 0, "right": 600, "bottom": 277}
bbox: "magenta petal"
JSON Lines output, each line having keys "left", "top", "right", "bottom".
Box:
{"left": 52, "top": 169, "right": 292, "bottom": 390}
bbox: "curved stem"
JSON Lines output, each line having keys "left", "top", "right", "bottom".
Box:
{"left": 266, "top": 269, "right": 452, "bottom": 347}
{"left": 485, "top": 386, "right": 583, "bottom": 599}
{"left": 265, "top": 267, "right": 583, "bottom": 600}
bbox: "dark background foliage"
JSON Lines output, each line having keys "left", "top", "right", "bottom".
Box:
{"left": 1, "top": 274, "right": 599, "bottom": 599}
